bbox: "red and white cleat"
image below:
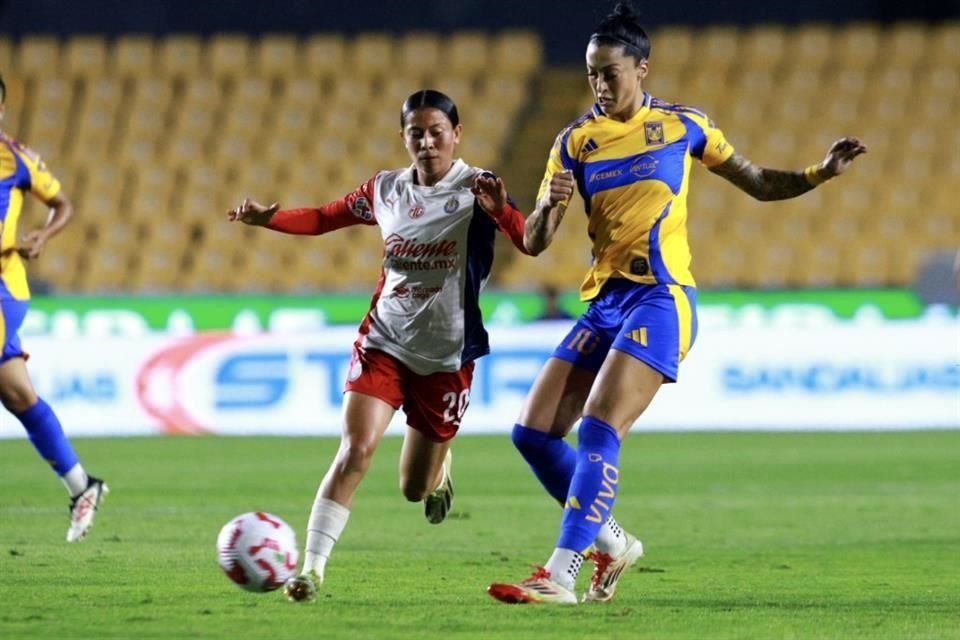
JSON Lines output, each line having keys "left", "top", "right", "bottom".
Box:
{"left": 67, "top": 476, "right": 108, "bottom": 543}
{"left": 583, "top": 534, "right": 644, "bottom": 602}
{"left": 487, "top": 567, "right": 577, "bottom": 605}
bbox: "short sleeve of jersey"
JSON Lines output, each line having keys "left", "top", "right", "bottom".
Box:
{"left": 683, "top": 111, "right": 735, "bottom": 168}
{"left": 535, "top": 131, "right": 577, "bottom": 208}
{"left": 15, "top": 146, "right": 62, "bottom": 202}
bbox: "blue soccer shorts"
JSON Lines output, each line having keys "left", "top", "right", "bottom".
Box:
{"left": 0, "top": 296, "right": 29, "bottom": 364}
{"left": 551, "top": 279, "right": 697, "bottom": 382}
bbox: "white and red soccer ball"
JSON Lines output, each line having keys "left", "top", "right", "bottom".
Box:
{"left": 216, "top": 512, "right": 299, "bottom": 592}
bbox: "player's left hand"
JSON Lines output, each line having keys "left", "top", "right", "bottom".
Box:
{"left": 17, "top": 229, "right": 49, "bottom": 260}
{"left": 471, "top": 174, "right": 508, "bottom": 215}
{"left": 820, "top": 137, "right": 867, "bottom": 178}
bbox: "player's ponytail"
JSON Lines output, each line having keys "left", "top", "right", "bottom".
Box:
{"left": 401, "top": 89, "right": 460, "bottom": 128}
{"left": 0, "top": 74, "right": 6, "bottom": 104}
{"left": 590, "top": 1, "right": 651, "bottom": 62}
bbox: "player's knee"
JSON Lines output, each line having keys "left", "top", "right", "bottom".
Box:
{"left": 512, "top": 423, "right": 547, "bottom": 454}
{"left": 0, "top": 382, "right": 37, "bottom": 415}
{"left": 334, "top": 439, "right": 378, "bottom": 476}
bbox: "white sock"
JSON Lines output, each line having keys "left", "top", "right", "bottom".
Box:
{"left": 544, "top": 548, "right": 584, "bottom": 591}
{"left": 303, "top": 495, "right": 350, "bottom": 580}
{"left": 62, "top": 464, "right": 89, "bottom": 498}
{"left": 594, "top": 515, "right": 628, "bottom": 556}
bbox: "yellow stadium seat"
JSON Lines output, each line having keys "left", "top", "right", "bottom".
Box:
{"left": 63, "top": 36, "right": 107, "bottom": 78}
{"left": 889, "top": 23, "right": 927, "bottom": 67}
{"left": 180, "top": 78, "right": 222, "bottom": 107}
{"left": 77, "top": 250, "right": 133, "bottom": 293}
{"left": 742, "top": 25, "right": 786, "bottom": 72}
{"left": 929, "top": 21, "right": 960, "bottom": 66}
{"left": 33, "top": 77, "right": 71, "bottom": 109}
{"left": 788, "top": 24, "right": 833, "bottom": 70}
{"left": 649, "top": 26, "right": 692, "bottom": 73}
{"left": 352, "top": 32, "right": 394, "bottom": 76}
{"left": 113, "top": 35, "right": 155, "bottom": 76}
{"left": 129, "top": 78, "right": 174, "bottom": 110}
{"left": 129, "top": 251, "right": 183, "bottom": 291}
{"left": 256, "top": 34, "right": 299, "bottom": 78}
{"left": 16, "top": 36, "right": 60, "bottom": 78}
{"left": 84, "top": 77, "right": 123, "bottom": 110}
{"left": 283, "top": 77, "right": 323, "bottom": 106}
{"left": 446, "top": 31, "right": 489, "bottom": 76}
{"left": 698, "top": 26, "right": 740, "bottom": 71}
{"left": 208, "top": 34, "right": 251, "bottom": 79}
{"left": 0, "top": 37, "right": 11, "bottom": 69}
{"left": 490, "top": 30, "right": 542, "bottom": 78}
{"left": 303, "top": 34, "right": 346, "bottom": 78}
{"left": 222, "top": 103, "right": 265, "bottom": 137}
{"left": 398, "top": 32, "right": 441, "bottom": 71}
{"left": 157, "top": 35, "right": 203, "bottom": 78}
{"left": 836, "top": 23, "right": 880, "bottom": 70}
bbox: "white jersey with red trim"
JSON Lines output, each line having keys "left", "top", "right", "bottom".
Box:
{"left": 355, "top": 159, "right": 500, "bottom": 375}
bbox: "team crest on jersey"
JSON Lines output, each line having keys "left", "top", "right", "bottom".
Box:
{"left": 408, "top": 203, "right": 425, "bottom": 218}
{"left": 350, "top": 196, "right": 373, "bottom": 221}
{"left": 443, "top": 197, "right": 459, "bottom": 213}
{"left": 644, "top": 122, "right": 665, "bottom": 146}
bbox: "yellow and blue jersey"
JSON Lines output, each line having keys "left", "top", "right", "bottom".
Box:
{"left": 539, "top": 92, "right": 734, "bottom": 301}
{"left": 0, "top": 132, "right": 61, "bottom": 301}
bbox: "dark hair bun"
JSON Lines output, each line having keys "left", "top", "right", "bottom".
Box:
{"left": 613, "top": 1, "right": 636, "bottom": 18}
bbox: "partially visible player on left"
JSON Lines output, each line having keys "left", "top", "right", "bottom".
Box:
{"left": 0, "top": 74, "right": 108, "bottom": 542}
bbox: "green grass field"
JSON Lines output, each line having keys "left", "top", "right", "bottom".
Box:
{"left": 1, "top": 431, "right": 958, "bottom": 639}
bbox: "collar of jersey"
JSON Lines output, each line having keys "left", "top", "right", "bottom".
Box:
{"left": 592, "top": 92, "right": 652, "bottom": 124}
{"left": 400, "top": 158, "right": 468, "bottom": 189}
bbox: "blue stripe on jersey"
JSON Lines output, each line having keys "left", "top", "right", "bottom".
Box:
{"left": 461, "top": 200, "right": 496, "bottom": 365}
{"left": 651, "top": 99, "right": 709, "bottom": 120}
{"left": 648, "top": 203, "right": 675, "bottom": 283}
{"left": 677, "top": 113, "right": 707, "bottom": 159}
{"left": 0, "top": 176, "right": 15, "bottom": 223}
{"left": 581, "top": 142, "right": 686, "bottom": 197}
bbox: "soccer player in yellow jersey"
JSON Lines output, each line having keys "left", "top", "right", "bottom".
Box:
{"left": 0, "top": 74, "right": 108, "bottom": 542}
{"left": 489, "top": 3, "right": 866, "bottom": 605}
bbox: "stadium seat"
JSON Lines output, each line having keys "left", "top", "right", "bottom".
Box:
{"left": 208, "top": 34, "right": 251, "bottom": 79}
{"left": 16, "top": 36, "right": 61, "bottom": 77}
{"left": 63, "top": 36, "right": 108, "bottom": 79}
{"left": 113, "top": 35, "right": 156, "bottom": 76}
{"left": 256, "top": 34, "right": 299, "bottom": 78}
{"left": 303, "top": 34, "right": 346, "bottom": 78}
{"left": 157, "top": 35, "right": 203, "bottom": 77}
{"left": 446, "top": 31, "right": 490, "bottom": 76}
{"left": 490, "top": 30, "right": 542, "bottom": 78}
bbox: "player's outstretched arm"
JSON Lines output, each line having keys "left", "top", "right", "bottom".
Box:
{"left": 524, "top": 170, "right": 576, "bottom": 256}
{"left": 709, "top": 137, "right": 867, "bottom": 202}
{"left": 472, "top": 173, "right": 530, "bottom": 254}
{"left": 227, "top": 198, "right": 279, "bottom": 226}
{"left": 18, "top": 190, "right": 74, "bottom": 260}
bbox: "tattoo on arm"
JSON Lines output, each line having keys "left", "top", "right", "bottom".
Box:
{"left": 709, "top": 153, "right": 815, "bottom": 202}
{"left": 524, "top": 203, "right": 567, "bottom": 255}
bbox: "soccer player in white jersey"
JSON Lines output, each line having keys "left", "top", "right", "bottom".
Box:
{"left": 228, "top": 89, "right": 529, "bottom": 602}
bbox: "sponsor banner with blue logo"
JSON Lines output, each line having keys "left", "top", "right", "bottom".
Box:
{"left": 0, "top": 314, "right": 957, "bottom": 437}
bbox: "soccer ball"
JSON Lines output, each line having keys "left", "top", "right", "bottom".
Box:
{"left": 216, "top": 512, "right": 299, "bottom": 592}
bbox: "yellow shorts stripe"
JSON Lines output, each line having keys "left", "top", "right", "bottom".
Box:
{"left": 667, "top": 284, "right": 693, "bottom": 362}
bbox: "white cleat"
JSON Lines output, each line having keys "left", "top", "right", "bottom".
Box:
{"left": 583, "top": 533, "right": 644, "bottom": 602}
{"left": 67, "top": 476, "right": 108, "bottom": 542}
{"left": 424, "top": 450, "right": 454, "bottom": 525}
{"left": 487, "top": 567, "right": 578, "bottom": 605}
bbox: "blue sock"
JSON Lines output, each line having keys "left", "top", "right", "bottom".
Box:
{"left": 16, "top": 398, "right": 79, "bottom": 475}
{"left": 557, "top": 416, "right": 621, "bottom": 552}
{"left": 511, "top": 424, "right": 577, "bottom": 505}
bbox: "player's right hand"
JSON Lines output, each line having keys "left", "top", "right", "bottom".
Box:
{"left": 227, "top": 198, "right": 279, "bottom": 226}
{"left": 540, "top": 170, "right": 575, "bottom": 210}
